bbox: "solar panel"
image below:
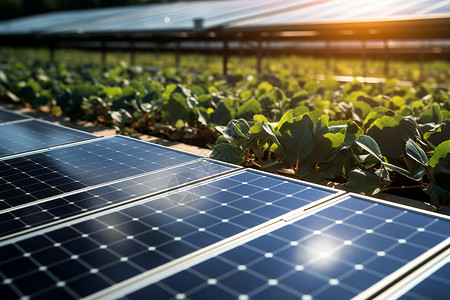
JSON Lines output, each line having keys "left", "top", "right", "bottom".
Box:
{"left": 0, "top": 135, "right": 201, "bottom": 210}
{"left": 0, "top": 108, "right": 30, "bottom": 124}
{"left": 0, "top": 169, "right": 342, "bottom": 299}
{"left": 230, "top": 0, "right": 450, "bottom": 27}
{"left": 0, "top": 159, "right": 237, "bottom": 239}
{"left": 373, "top": 247, "right": 450, "bottom": 300}
{"left": 0, "top": 0, "right": 320, "bottom": 36}
{"left": 0, "top": 119, "right": 97, "bottom": 158}
{"left": 399, "top": 261, "right": 450, "bottom": 299}
{"left": 119, "top": 194, "right": 450, "bottom": 300}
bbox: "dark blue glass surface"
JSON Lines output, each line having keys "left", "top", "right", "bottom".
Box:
{"left": 0, "top": 169, "right": 338, "bottom": 299}
{"left": 0, "top": 119, "right": 96, "bottom": 158}
{"left": 0, "top": 108, "right": 30, "bottom": 124}
{"left": 0, "top": 159, "right": 236, "bottom": 237}
{"left": 124, "top": 195, "right": 450, "bottom": 300}
{"left": 399, "top": 261, "right": 450, "bottom": 300}
{"left": 0, "top": 136, "right": 200, "bottom": 210}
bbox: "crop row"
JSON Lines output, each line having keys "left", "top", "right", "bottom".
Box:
{"left": 0, "top": 56, "right": 449, "bottom": 208}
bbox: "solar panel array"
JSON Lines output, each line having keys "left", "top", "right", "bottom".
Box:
{"left": 230, "top": 0, "right": 450, "bottom": 27}
{"left": 0, "top": 0, "right": 319, "bottom": 36}
{"left": 0, "top": 107, "right": 449, "bottom": 299}
{"left": 0, "top": 0, "right": 448, "bottom": 36}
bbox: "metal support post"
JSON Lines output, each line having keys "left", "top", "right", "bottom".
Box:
{"left": 223, "top": 39, "right": 228, "bottom": 75}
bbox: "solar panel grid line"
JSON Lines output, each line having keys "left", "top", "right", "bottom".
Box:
{"left": 0, "top": 169, "right": 341, "bottom": 299}
{"left": 0, "top": 135, "right": 203, "bottom": 212}
{"left": 373, "top": 247, "right": 450, "bottom": 300}
{"left": 119, "top": 193, "right": 450, "bottom": 300}
{"left": 0, "top": 158, "right": 240, "bottom": 242}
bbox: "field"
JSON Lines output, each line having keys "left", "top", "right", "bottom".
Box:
{"left": 1, "top": 48, "right": 449, "bottom": 208}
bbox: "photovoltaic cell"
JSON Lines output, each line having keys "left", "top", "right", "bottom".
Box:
{"left": 123, "top": 194, "right": 450, "bottom": 300}
{"left": 0, "top": 159, "right": 237, "bottom": 238}
{"left": 0, "top": 135, "right": 200, "bottom": 210}
{"left": 0, "top": 169, "right": 340, "bottom": 299}
{"left": 0, "top": 119, "right": 97, "bottom": 158}
{"left": 0, "top": 108, "right": 30, "bottom": 124}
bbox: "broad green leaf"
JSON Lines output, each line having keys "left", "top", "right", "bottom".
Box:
{"left": 72, "top": 84, "right": 102, "bottom": 103}
{"left": 304, "top": 81, "right": 320, "bottom": 94}
{"left": 324, "top": 132, "right": 345, "bottom": 148}
{"left": 344, "top": 169, "right": 382, "bottom": 195}
{"left": 429, "top": 140, "right": 450, "bottom": 167}
{"left": 405, "top": 139, "right": 428, "bottom": 166}
{"left": 281, "top": 114, "right": 314, "bottom": 166}
{"left": 223, "top": 119, "right": 250, "bottom": 140}
{"left": 249, "top": 119, "right": 282, "bottom": 148}
{"left": 195, "top": 107, "right": 210, "bottom": 127}
{"left": 161, "top": 97, "right": 188, "bottom": 123}
{"left": 375, "top": 167, "right": 390, "bottom": 182}
{"left": 424, "top": 183, "right": 450, "bottom": 210}
{"left": 111, "top": 109, "right": 132, "bottom": 124}
{"left": 424, "top": 120, "right": 450, "bottom": 148}
{"left": 186, "top": 96, "right": 199, "bottom": 109}
{"left": 237, "top": 99, "right": 263, "bottom": 119}
{"left": 101, "top": 86, "right": 122, "bottom": 99}
{"left": 276, "top": 106, "right": 309, "bottom": 131}
{"left": 314, "top": 114, "right": 329, "bottom": 138}
{"left": 367, "top": 116, "right": 419, "bottom": 163}
{"left": 291, "top": 90, "right": 309, "bottom": 106}
{"left": 253, "top": 114, "right": 269, "bottom": 123}
{"left": 240, "top": 90, "right": 252, "bottom": 100}
{"left": 382, "top": 161, "right": 424, "bottom": 181}
{"left": 162, "top": 84, "right": 177, "bottom": 100}
{"left": 215, "top": 136, "right": 229, "bottom": 145}
{"left": 367, "top": 115, "right": 399, "bottom": 131}
{"left": 211, "top": 98, "right": 234, "bottom": 125}
{"left": 355, "top": 135, "right": 382, "bottom": 161}
{"left": 353, "top": 101, "right": 371, "bottom": 119}
{"left": 418, "top": 103, "right": 442, "bottom": 124}
{"left": 209, "top": 143, "right": 244, "bottom": 165}
{"left": 390, "top": 95, "right": 405, "bottom": 108}
{"left": 256, "top": 81, "right": 273, "bottom": 97}
{"left": 312, "top": 132, "right": 345, "bottom": 163}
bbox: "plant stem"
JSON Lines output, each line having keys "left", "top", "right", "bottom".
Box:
{"left": 382, "top": 185, "right": 423, "bottom": 191}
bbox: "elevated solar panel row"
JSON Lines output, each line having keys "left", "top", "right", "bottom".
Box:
{"left": 0, "top": 158, "right": 237, "bottom": 239}
{"left": 0, "top": 135, "right": 201, "bottom": 210}
{"left": 0, "top": 169, "right": 342, "bottom": 299}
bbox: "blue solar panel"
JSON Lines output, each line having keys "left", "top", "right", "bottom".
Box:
{"left": 122, "top": 194, "right": 450, "bottom": 300}
{"left": 0, "top": 135, "right": 201, "bottom": 211}
{"left": 0, "top": 159, "right": 237, "bottom": 238}
{"left": 0, "top": 169, "right": 341, "bottom": 299}
{"left": 0, "top": 119, "right": 97, "bottom": 158}
{"left": 397, "top": 253, "right": 450, "bottom": 300}
{"left": 0, "top": 108, "right": 30, "bottom": 124}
